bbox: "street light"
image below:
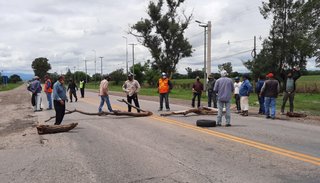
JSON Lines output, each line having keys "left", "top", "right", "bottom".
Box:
{"left": 99, "top": 56, "right": 103, "bottom": 76}
{"left": 92, "top": 49, "right": 97, "bottom": 86}
{"left": 196, "top": 20, "right": 208, "bottom": 91}
{"left": 129, "top": 43, "right": 137, "bottom": 79}
{"left": 122, "top": 36, "right": 128, "bottom": 75}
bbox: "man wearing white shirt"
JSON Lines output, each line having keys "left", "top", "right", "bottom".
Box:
{"left": 122, "top": 73, "right": 141, "bottom": 113}
{"left": 234, "top": 77, "right": 242, "bottom": 113}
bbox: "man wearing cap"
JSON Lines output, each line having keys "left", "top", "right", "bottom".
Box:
{"left": 157, "top": 72, "right": 173, "bottom": 111}
{"left": 122, "top": 73, "right": 141, "bottom": 112}
{"left": 256, "top": 75, "right": 266, "bottom": 114}
{"left": 280, "top": 67, "right": 301, "bottom": 115}
{"left": 213, "top": 70, "right": 234, "bottom": 127}
{"left": 260, "top": 73, "right": 280, "bottom": 119}
{"left": 207, "top": 74, "right": 217, "bottom": 108}
{"left": 53, "top": 75, "right": 68, "bottom": 125}
{"left": 44, "top": 75, "right": 53, "bottom": 110}
{"left": 30, "top": 76, "right": 42, "bottom": 112}
{"left": 239, "top": 74, "right": 253, "bottom": 116}
{"left": 98, "top": 75, "right": 113, "bottom": 113}
{"left": 192, "top": 76, "right": 204, "bottom": 108}
{"left": 234, "top": 77, "right": 242, "bottom": 113}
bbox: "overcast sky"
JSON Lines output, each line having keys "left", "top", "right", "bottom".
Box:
{"left": 0, "top": 0, "right": 317, "bottom": 76}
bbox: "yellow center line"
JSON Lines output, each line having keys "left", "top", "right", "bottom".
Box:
{"left": 81, "top": 96, "right": 320, "bottom": 166}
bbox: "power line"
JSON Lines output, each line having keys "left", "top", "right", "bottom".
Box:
{"left": 214, "top": 50, "right": 252, "bottom": 61}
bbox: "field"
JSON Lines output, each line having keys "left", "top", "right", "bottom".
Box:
{"left": 0, "top": 83, "right": 23, "bottom": 92}
{"left": 86, "top": 75, "right": 320, "bottom": 115}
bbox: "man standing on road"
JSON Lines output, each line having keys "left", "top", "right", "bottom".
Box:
{"left": 157, "top": 72, "right": 173, "bottom": 111}
{"left": 191, "top": 76, "right": 203, "bottom": 108}
{"left": 44, "top": 75, "right": 53, "bottom": 110}
{"left": 239, "top": 74, "right": 252, "bottom": 116}
{"left": 280, "top": 67, "right": 301, "bottom": 115}
{"left": 207, "top": 74, "right": 217, "bottom": 108}
{"left": 234, "top": 77, "right": 242, "bottom": 113}
{"left": 53, "top": 75, "right": 67, "bottom": 125}
{"left": 213, "top": 70, "right": 234, "bottom": 127}
{"left": 30, "top": 76, "right": 42, "bottom": 112}
{"left": 79, "top": 79, "right": 85, "bottom": 98}
{"left": 122, "top": 73, "right": 141, "bottom": 113}
{"left": 98, "top": 75, "right": 113, "bottom": 113}
{"left": 256, "top": 75, "right": 266, "bottom": 115}
{"left": 67, "top": 80, "right": 78, "bottom": 102}
{"left": 260, "top": 73, "right": 280, "bottom": 120}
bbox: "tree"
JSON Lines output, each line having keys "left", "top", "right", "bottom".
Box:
{"left": 9, "top": 74, "right": 22, "bottom": 83}
{"left": 108, "top": 69, "right": 126, "bottom": 85}
{"left": 130, "top": 0, "right": 193, "bottom": 78}
{"left": 65, "top": 69, "right": 73, "bottom": 82}
{"left": 130, "top": 62, "right": 148, "bottom": 84}
{"left": 31, "top": 57, "right": 51, "bottom": 79}
{"left": 91, "top": 73, "right": 102, "bottom": 82}
{"left": 218, "top": 62, "right": 233, "bottom": 75}
{"left": 74, "top": 71, "right": 88, "bottom": 82}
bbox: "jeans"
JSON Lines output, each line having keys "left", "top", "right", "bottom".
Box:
{"left": 264, "top": 97, "right": 276, "bottom": 118}
{"left": 99, "top": 96, "right": 113, "bottom": 112}
{"left": 159, "top": 93, "right": 170, "bottom": 110}
{"left": 258, "top": 94, "right": 265, "bottom": 114}
{"left": 46, "top": 92, "right": 52, "bottom": 109}
{"left": 192, "top": 92, "right": 201, "bottom": 108}
{"left": 234, "top": 94, "right": 241, "bottom": 111}
{"left": 281, "top": 92, "right": 295, "bottom": 113}
{"left": 80, "top": 88, "right": 85, "bottom": 98}
{"left": 54, "top": 100, "right": 65, "bottom": 125}
{"left": 127, "top": 94, "right": 140, "bottom": 112}
{"left": 208, "top": 91, "right": 217, "bottom": 108}
{"left": 217, "top": 100, "right": 231, "bottom": 125}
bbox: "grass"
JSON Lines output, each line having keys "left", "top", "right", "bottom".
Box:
{"left": 87, "top": 75, "right": 320, "bottom": 116}
{"left": 0, "top": 83, "right": 23, "bottom": 92}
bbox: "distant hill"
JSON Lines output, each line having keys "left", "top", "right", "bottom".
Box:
{"left": 1, "top": 72, "right": 34, "bottom": 81}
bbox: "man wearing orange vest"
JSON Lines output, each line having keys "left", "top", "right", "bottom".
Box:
{"left": 44, "top": 75, "right": 53, "bottom": 110}
{"left": 157, "top": 72, "right": 173, "bottom": 111}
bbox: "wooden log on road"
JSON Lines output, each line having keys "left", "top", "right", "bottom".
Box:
{"left": 36, "top": 123, "right": 78, "bottom": 135}
{"left": 160, "top": 107, "right": 218, "bottom": 116}
{"left": 286, "top": 112, "right": 307, "bottom": 117}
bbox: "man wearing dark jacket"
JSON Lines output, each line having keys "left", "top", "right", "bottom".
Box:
{"left": 192, "top": 76, "right": 204, "bottom": 108}
{"left": 256, "top": 75, "right": 265, "bottom": 115}
{"left": 260, "top": 73, "right": 280, "bottom": 120}
{"left": 67, "top": 80, "right": 78, "bottom": 102}
{"left": 280, "top": 67, "right": 301, "bottom": 114}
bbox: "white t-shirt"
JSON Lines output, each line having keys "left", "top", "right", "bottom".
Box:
{"left": 234, "top": 81, "right": 242, "bottom": 94}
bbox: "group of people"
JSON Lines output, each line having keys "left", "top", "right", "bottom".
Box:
{"left": 29, "top": 67, "right": 301, "bottom": 126}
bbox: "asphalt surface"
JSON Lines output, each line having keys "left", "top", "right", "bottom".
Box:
{"left": 1, "top": 89, "right": 319, "bottom": 183}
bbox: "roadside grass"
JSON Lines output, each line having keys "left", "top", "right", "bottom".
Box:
{"left": 0, "top": 83, "right": 23, "bottom": 92}
{"left": 87, "top": 81, "right": 320, "bottom": 115}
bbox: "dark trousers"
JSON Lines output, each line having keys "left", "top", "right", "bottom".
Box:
{"left": 192, "top": 92, "right": 201, "bottom": 108}
{"left": 281, "top": 92, "right": 295, "bottom": 113}
{"left": 159, "top": 93, "right": 170, "bottom": 110}
{"left": 235, "top": 94, "right": 241, "bottom": 111}
{"left": 127, "top": 94, "right": 140, "bottom": 112}
{"left": 80, "top": 88, "right": 84, "bottom": 98}
{"left": 69, "top": 91, "right": 78, "bottom": 102}
{"left": 258, "top": 94, "right": 265, "bottom": 114}
{"left": 54, "top": 100, "right": 65, "bottom": 125}
{"left": 208, "top": 91, "right": 217, "bottom": 108}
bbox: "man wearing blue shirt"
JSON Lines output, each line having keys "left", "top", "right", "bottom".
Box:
{"left": 239, "top": 74, "right": 253, "bottom": 116}
{"left": 53, "top": 75, "right": 68, "bottom": 125}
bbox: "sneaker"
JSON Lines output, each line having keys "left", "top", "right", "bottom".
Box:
{"left": 217, "top": 123, "right": 222, "bottom": 126}
{"left": 280, "top": 112, "right": 285, "bottom": 115}
{"left": 226, "top": 124, "right": 231, "bottom": 127}
{"left": 266, "top": 116, "right": 271, "bottom": 119}
{"left": 46, "top": 108, "right": 52, "bottom": 110}
{"left": 158, "top": 108, "right": 163, "bottom": 111}
{"left": 166, "top": 108, "right": 170, "bottom": 111}
{"left": 271, "top": 117, "right": 275, "bottom": 120}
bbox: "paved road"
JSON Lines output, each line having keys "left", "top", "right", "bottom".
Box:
{"left": 1, "top": 89, "right": 319, "bottom": 183}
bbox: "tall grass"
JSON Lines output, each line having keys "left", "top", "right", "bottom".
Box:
{"left": 0, "top": 83, "right": 23, "bottom": 92}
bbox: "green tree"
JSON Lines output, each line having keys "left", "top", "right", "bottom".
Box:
{"left": 31, "top": 57, "right": 51, "bottom": 79}
{"left": 218, "top": 62, "right": 233, "bottom": 75}
{"left": 130, "top": 0, "right": 193, "bottom": 78}
{"left": 130, "top": 62, "right": 148, "bottom": 84}
{"left": 74, "top": 71, "right": 88, "bottom": 82}
{"left": 9, "top": 74, "right": 22, "bottom": 83}
{"left": 91, "top": 73, "right": 102, "bottom": 82}
{"left": 65, "top": 69, "right": 73, "bottom": 82}
{"left": 109, "top": 69, "right": 126, "bottom": 85}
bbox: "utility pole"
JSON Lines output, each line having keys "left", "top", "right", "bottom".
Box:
{"left": 122, "top": 36, "right": 128, "bottom": 75}
{"left": 92, "top": 49, "right": 97, "bottom": 86}
{"left": 99, "top": 56, "right": 103, "bottom": 77}
{"left": 251, "top": 36, "right": 257, "bottom": 58}
{"left": 196, "top": 20, "right": 208, "bottom": 91}
{"left": 84, "top": 59, "right": 88, "bottom": 83}
{"left": 207, "top": 21, "right": 212, "bottom": 77}
{"left": 129, "top": 43, "right": 137, "bottom": 79}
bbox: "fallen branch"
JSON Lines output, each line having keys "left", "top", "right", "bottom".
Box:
{"left": 45, "top": 109, "right": 153, "bottom": 122}
{"left": 160, "top": 107, "right": 218, "bottom": 116}
{"left": 286, "top": 112, "right": 307, "bottom": 118}
{"left": 36, "top": 123, "right": 78, "bottom": 135}
{"left": 117, "top": 99, "right": 146, "bottom": 112}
